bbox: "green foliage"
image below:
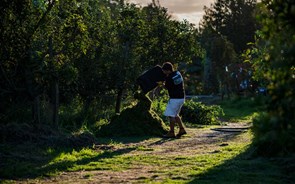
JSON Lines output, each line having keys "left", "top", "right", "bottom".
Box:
{"left": 0, "top": 0, "right": 203, "bottom": 131}
{"left": 181, "top": 98, "right": 224, "bottom": 125}
{"left": 151, "top": 94, "right": 225, "bottom": 125}
{"left": 200, "top": 0, "right": 259, "bottom": 54}
{"left": 246, "top": 0, "right": 295, "bottom": 156}
{"left": 204, "top": 36, "right": 238, "bottom": 94}
{"left": 252, "top": 112, "right": 295, "bottom": 156}
{"left": 218, "top": 96, "right": 267, "bottom": 122}
{"left": 150, "top": 88, "right": 169, "bottom": 119}
{"left": 199, "top": 0, "right": 258, "bottom": 94}
{"left": 58, "top": 97, "right": 84, "bottom": 130}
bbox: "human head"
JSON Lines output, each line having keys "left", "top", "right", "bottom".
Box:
{"left": 162, "top": 62, "right": 174, "bottom": 75}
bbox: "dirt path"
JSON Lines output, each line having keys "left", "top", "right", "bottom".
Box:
{"left": 19, "top": 122, "right": 252, "bottom": 184}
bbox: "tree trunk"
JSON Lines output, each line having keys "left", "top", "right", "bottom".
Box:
{"left": 23, "top": 53, "right": 41, "bottom": 125}
{"left": 114, "top": 40, "right": 129, "bottom": 114}
{"left": 82, "top": 96, "right": 93, "bottom": 118}
{"left": 49, "top": 36, "right": 59, "bottom": 127}
{"left": 115, "top": 88, "right": 124, "bottom": 114}
{"left": 52, "top": 81, "right": 59, "bottom": 127}
{"left": 33, "top": 96, "right": 41, "bottom": 124}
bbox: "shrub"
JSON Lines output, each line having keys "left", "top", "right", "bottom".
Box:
{"left": 246, "top": 1, "right": 295, "bottom": 156}
{"left": 252, "top": 112, "right": 295, "bottom": 156}
{"left": 150, "top": 91, "right": 169, "bottom": 120}
{"left": 181, "top": 99, "right": 224, "bottom": 125}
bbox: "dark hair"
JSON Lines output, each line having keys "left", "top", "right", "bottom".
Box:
{"left": 162, "top": 62, "right": 173, "bottom": 71}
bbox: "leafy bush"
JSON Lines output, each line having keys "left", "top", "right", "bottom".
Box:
{"left": 252, "top": 112, "right": 295, "bottom": 156}
{"left": 246, "top": 1, "right": 295, "bottom": 156}
{"left": 181, "top": 99, "right": 224, "bottom": 125}
{"left": 150, "top": 90, "right": 169, "bottom": 120}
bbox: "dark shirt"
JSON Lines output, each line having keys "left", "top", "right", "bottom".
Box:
{"left": 165, "top": 71, "right": 185, "bottom": 99}
{"left": 136, "top": 65, "right": 166, "bottom": 94}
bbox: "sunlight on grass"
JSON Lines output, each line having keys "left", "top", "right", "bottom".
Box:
{"left": 128, "top": 144, "right": 250, "bottom": 183}
{"left": 218, "top": 97, "right": 266, "bottom": 122}
{"left": 1, "top": 130, "right": 289, "bottom": 183}
{"left": 49, "top": 148, "right": 99, "bottom": 164}
{"left": 136, "top": 145, "right": 155, "bottom": 151}
{"left": 42, "top": 148, "right": 133, "bottom": 174}
{"left": 34, "top": 133, "right": 251, "bottom": 182}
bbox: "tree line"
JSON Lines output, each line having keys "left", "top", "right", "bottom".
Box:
{"left": 0, "top": 0, "right": 202, "bottom": 126}
{"left": 1, "top": 0, "right": 293, "bottom": 156}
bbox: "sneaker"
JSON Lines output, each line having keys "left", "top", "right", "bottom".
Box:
{"left": 176, "top": 129, "right": 187, "bottom": 138}
{"left": 163, "top": 131, "right": 175, "bottom": 138}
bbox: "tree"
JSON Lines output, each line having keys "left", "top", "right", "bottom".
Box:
{"left": 200, "top": 0, "right": 258, "bottom": 54}
{"left": 0, "top": 0, "right": 204, "bottom": 132}
{"left": 33, "top": 0, "right": 95, "bottom": 126}
{"left": 199, "top": 0, "right": 258, "bottom": 95}
{"left": 0, "top": 0, "right": 57, "bottom": 124}
{"left": 247, "top": 0, "right": 295, "bottom": 155}
{"left": 109, "top": 2, "right": 203, "bottom": 113}
{"left": 0, "top": 0, "right": 97, "bottom": 125}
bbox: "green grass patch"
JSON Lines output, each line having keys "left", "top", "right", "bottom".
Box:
{"left": 1, "top": 130, "right": 292, "bottom": 183}
{"left": 0, "top": 143, "right": 134, "bottom": 179}
{"left": 218, "top": 96, "right": 267, "bottom": 122}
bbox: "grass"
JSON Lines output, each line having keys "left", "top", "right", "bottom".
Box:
{"left": 217, "top": 96, "right": 267, "bottom": 123}
{"left": 1, "top": 131, "right": 292, "bottom": 183}
{"left": 1, "top": 96, "right": 293, "bottom": 183}
{"left": 132, "top": 143, "right": 251, "bottom": 183}
{"left": 1, "top": 138, "right": 243, "bottom": 180}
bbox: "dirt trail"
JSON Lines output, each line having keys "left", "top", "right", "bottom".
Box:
{"left": 19, "top": 122, "right": 252, "bottom": 184}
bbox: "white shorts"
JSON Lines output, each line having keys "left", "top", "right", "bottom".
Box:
{"left": 164, "top": 99, "right": 185, "bottom": 117}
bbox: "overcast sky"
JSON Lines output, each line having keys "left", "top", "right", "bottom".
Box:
{"left": 127, "top": 0, "right": 215, "bottom": 26}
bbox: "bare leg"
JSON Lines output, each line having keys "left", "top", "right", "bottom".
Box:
{"left": 175, "top": 116, "right": 185, "bottom": 129}
{"left": 163, "top": 117, "right": 176, "bottom": 138}
{"left": 175, "top": 116, "right": 187, "bottom": 137}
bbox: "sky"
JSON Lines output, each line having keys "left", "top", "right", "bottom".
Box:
{"left": 127, "top": 0, "right": 215, "bottom": 26}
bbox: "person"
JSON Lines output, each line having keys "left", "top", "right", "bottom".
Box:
{"left": 161, "top": 62, "right": 187, "bottom": 138}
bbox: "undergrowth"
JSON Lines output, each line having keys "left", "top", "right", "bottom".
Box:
{"left": 217, "top": 95, "right": 267, "bottom": 122}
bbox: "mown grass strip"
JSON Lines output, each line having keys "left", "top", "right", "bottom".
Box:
{"left": 1, "top": 130, "right": 290, "bottom": 183}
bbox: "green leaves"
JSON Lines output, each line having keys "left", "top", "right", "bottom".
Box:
{"left": 199, "top": 0, "right": 258, "bottom": 94}
{"left": 201, "top": 0, "right": 258, "bottom": 54}
{"left": 1, "top": 0, "right": 204, "bottom": 128}
{"left": 249, "top": 0, "right": 295, "bottom": 156}
{"left": 181, "top": 99, "right": 224, "bottom": 125}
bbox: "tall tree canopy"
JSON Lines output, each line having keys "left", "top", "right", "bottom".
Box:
{"left": 0, "top": 0, "right": 203, "bottom": 127}
{"left": 200, "top": 0, "right": 258, "bottom": 54}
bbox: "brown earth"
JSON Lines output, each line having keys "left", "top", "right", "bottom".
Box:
{"left": 15, "top": 122, "right": 252, "bottom": 184}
